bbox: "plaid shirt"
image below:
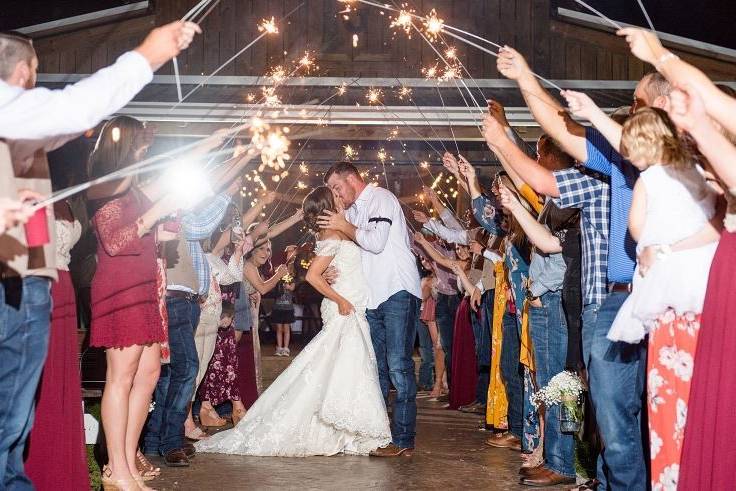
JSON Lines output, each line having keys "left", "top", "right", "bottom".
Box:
{"left": 173, "top": 194, "right": 231, "bottom": 296}
{"left": 553, "top": 167, "right": 610, "bottom": 306}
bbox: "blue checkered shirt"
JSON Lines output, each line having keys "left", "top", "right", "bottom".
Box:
{"left": 170, "top": 194, "right": 231, "bottom": 296}
{"left": 584, "top": 127, "right": 639, "bottom": 283}
{"left": 553, "top": 167, "right": 610, "bottom": 306}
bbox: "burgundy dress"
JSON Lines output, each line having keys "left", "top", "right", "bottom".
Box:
{"left": 198, "top": 326, "right": 240, "bottom": 405}
{"left": 26, "top": 218, "right": 88, "bottom": 490}
{"left": 679, "top": 230, "right": 736, "bottom": 489}
{"left": 449, "top": 296, "right": 478, "bottom": 410}
{"left": 90, "top": 188, "right": 166, "bottom": 348}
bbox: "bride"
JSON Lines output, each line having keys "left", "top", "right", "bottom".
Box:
{"left": 195, "top": 186, "right": 392, "bottom": 457}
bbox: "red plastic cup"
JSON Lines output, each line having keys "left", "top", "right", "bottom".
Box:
{"left": 24, "top": 207, "right": 50, "bottom": 247}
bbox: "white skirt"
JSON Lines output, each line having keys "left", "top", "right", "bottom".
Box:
{"left": 607, "top": 242, "right": 718, "bottom": 344}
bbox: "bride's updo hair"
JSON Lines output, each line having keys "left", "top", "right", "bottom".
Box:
{"left": 302, "top": 186, "right": 336, "bottom": 234}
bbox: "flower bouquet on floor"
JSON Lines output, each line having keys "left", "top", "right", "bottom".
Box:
{"left": 531, "top": 371, "right": 586, "bottom": 434}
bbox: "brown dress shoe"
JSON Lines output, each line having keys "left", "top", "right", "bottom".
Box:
{"left": 182, "top": 443, "right": 196, "bottom": 459}
{"left": 518, "top": 463, "right": 545, "bottom": 477}
{"left": 369, "top": 444, "right": 414, "bottom": 457}
{"left": 520, "top": 468, "right": 576, "bottom": 487}
{"left": 163, "top": 449, "right": 190, "bottom": 467}
{"left": 484, "top": 432, "right": 522, "bottom": 451}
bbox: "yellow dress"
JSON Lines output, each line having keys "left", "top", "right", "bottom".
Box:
{"left": 486, "top": 261, "right": 509, "bottom": 429}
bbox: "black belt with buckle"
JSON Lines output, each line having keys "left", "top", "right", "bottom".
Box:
{"left": 608, "top": 282, "right": 632, "bottom": 293}
{"left": 166, "top": 290, "right": 200, "bottom": 302}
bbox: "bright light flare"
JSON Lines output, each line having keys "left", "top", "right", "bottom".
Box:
{"left": 111, "top": 127, "right": 121, "bottom": 143}
{"left": 161, "top": 160, "right": 213, "bottom": 209}
{"left": 258, "top": 17, "right": 278, "bottom": 34}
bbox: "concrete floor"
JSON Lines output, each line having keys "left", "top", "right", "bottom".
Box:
{"left": 149, "top": 344, "right": 572, "bottom": 490}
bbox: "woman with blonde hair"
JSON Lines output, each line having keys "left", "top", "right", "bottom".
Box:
{"left": 609, "top": 107, "right": 720, "bottom": 489}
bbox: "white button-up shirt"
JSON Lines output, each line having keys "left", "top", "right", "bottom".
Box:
{"left": 0, "top": 51, "right": 153, "bottom": 140}
{"left": 346, "top": 184, "right": 421, "bottom": 309}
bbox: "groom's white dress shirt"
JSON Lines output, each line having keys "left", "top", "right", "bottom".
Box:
{"left": 346, "top": 184, "right": 421, "bottom": 310}
{"left": 0, "top": 51, "right": 153, "bottom": 140}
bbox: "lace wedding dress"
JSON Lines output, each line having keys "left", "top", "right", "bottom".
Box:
{"left": 195, "top": 239, "right": 392, "bottom": 456}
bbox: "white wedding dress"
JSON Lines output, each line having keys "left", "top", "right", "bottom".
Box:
{"left": 195, "top": 239, "right": 392, "bottom": 456}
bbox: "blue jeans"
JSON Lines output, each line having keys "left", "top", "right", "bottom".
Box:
{"left": 529, "top": 291, "right": 575, "bottom": 478}
{"left": 499, "top": 311, "right": 523, "bottom": 439}
{"left": 435, "top": 293, "right": 459, "bottom": 385}
{"left": 366, "top": 290, "right": 418, "bottom": 449}
{"left": 588, "top": 292, "right": 647, "bottom": 490}
{"left": 0, "top": 277, "right": 52, "bottom": 489}
{"left": 144, "top": 297, "right": 201, "bottom": 455}
{"left": 473, "top": 290, "right": 493, "bottom": 405}
{"left": 416, "top": 315, "right": 434, "bottom": 391}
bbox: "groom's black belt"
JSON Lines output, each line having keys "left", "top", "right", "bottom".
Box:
{"left": 368, "top": 217, "right": 392, "bottom": 225}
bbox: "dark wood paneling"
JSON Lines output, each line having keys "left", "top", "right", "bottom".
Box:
{"left": 29, "top": 0, "right": 736, "bottom": 81}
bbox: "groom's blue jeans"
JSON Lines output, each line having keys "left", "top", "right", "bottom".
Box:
{"left": 366, "top": 290, "right": 418, "bottom": 449}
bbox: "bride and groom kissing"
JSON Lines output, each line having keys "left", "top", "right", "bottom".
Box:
{"left": 196, "top": 162, "right": 422, "bottom": 457}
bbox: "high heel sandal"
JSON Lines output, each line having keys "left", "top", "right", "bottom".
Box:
{"left": 135, "top": 451, "right": 160, "bottom": 481}
{"left": 232, "top": 406, "right": 247, "bottom": 426}
{"left": 101, "top": 465, "right": 140, "bottom": 491}
{"left": 199, "top": 406, "right": 227, "bottom": 428}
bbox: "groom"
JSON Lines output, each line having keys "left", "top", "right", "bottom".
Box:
{"left": 319, "top": 162, "right": 422, "bottom": 457}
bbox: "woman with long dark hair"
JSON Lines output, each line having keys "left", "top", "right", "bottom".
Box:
{"left": 88, "top": 116, "right": 178, "bottom": 490}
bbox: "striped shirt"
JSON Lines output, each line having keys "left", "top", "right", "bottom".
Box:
{"left": 553, "top": 167, "right": 610, "bottom": 306}
{"left": 584, "top": 127, "right": 639, "bottom": 283}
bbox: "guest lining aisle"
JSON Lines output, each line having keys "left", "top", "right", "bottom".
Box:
{"left": 0, "top": 1, "right": 735, "bottom": 490}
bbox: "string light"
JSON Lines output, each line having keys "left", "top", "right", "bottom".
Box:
{"left": 258, "top": 17, "right": 279, "bottom": 34}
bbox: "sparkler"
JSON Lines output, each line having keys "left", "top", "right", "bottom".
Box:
{"left": 343, "top": 144, "right": 358, "bottom": 160}
{"left": 439, "top": 65, "right": 461, "bottom": 82}
{"left": 420, "top": 161, "right": 429, "bottom": 169}
{"left": 336, "top": 83, "right": 348, "bottom": 96}
{"left": 258, "top": 16, "right": 279, "bottom": 33}
{"left": 262, "top": 87, "right": 282, "bottom": 106}
{"left": 397, "top": 86, "right": 412, "bottom": 99}
{"left": 296, "top": 51, "right": 318, "bottom": 74}
{"left": 421, "top": 64, "right": 439, "bottom": 80}
{"left": 423, "top": 9, "right": 444, "bottom": 40}
{"left": 299, "top": 162, "right": 309, "bottom": 174}
{"left": 366, "top": 88, "right": 383, "bottom": 104}
{"left": 445, "top": 47, "right": 457, "bottom": 59}
{"left": 268, "top": 65, "right": 287, "bottom": 83}
{"left": 389, "top": 8, "right": 414, "bottom": 37}
{"left": 377, "top": 148, "right": 388, "bottom": 162}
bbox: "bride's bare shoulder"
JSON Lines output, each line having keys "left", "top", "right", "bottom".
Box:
{"left": 318, "top": 230, "right": 350, "bottom": 242}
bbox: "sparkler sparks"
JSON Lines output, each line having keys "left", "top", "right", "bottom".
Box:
{"left": 297, "top": 181, "right": 308, "bottom": 189}
{"left": 377, "top": 148, "right": 388, "bottom": 162}
{"left": 297, "top": 51, "right": 317, "bottom": 74}
{"left": 421, "top": 64, "right": 439, "bottom": 80}
{"left": 262, "top": 87, "right": 281, "bottom": 106}
{"left": 343, "top": 144, "right": 357, "bottom": 160}
{"left": 397, "top": 86, "right": 412, "bottom": 100}
{"left": 299, "top": 162, "right": 309, "bottom": 174}
{"left": 420, "top": 161, "right": 429, "bottom": 169}
{"left": 336, "top": 83, "right": 348, "bottom": 96}
{"left": 439, "top": 65, "right": 461, "bottom": 82}
{"left": 445, "top": 47, "right": 457, "bottom": 59}
{"left": 389, "top": 8, "right": 414, "bottom": 36}
{"left": 258, "top": 17, "right": 278, "bottom": 34}
{"left": 366, "top": 88, "right": 383, "bottom": 105}
{"left": 267, "top": 65, "right": 287, "bottom": 83}
{"left": 423, "top": 9, "right": 444, "bottom": 40}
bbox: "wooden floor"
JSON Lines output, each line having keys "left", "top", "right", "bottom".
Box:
{"left": 148, "top": 344, "right": 573, "bottom": 490}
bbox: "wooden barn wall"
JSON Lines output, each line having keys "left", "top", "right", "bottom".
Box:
{"left": 31, "top": 0, "right": 736, "bottom": 80}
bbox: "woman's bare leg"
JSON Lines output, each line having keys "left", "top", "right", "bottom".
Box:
{"left": 102, "top": 345, "right": 144, "bottom": 485}
{"left": 125, "top": 343, "right": 161, "bottom": 479}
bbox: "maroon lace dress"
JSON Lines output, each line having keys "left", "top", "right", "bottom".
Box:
{"left": 90, "top": 188, "right": 167, "bottom": 349}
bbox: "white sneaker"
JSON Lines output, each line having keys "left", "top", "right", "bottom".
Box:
{"left": 275, "top": 348, "right": 284, "bottom": 356}
{"left": 284, "top": 348, "right": 291, "bottom": 357}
